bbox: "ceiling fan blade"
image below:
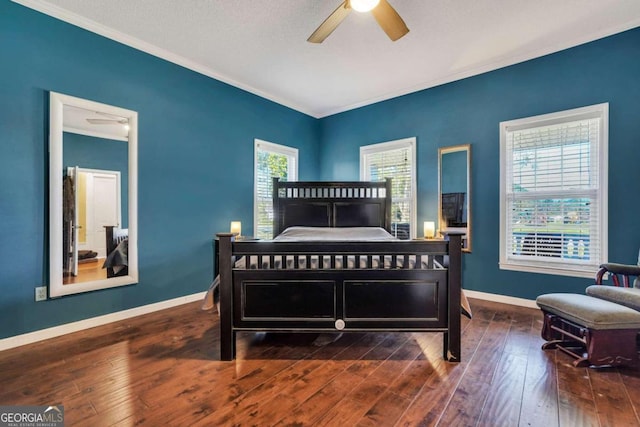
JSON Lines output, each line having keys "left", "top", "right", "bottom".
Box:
{"left": 87, "top": 118, "right": 127, "bottom": 125}
{"left": 307, "top": 1, "right": 351, "bottom": 43}
{"left": 371, "top": 0, "right": 409, "bottom": 41}
{"left": 96, "top": 111, "right": 125, "bottom": 119}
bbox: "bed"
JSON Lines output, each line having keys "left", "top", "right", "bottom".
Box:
{"left": 215, "top": 178, "right": 463, "bottom": 362}
{"left": 104, "top": 225, "right": 128, "bottom": 278}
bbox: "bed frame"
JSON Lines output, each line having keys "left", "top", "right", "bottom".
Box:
{"left": 104, "top": 225, "right": 128, "bottom": 278}
{"left": 216, "top": 179, "right": 462, "bottom": 362}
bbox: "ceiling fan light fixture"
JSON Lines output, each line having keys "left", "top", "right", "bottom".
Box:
{"left": 307, "top": 0, "right": 407, "bottom": 43}
{"left": 350, "top": 0, "right": 380, "bottom": 13}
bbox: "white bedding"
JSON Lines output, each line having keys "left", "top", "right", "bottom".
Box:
{"left": 249, "top": 226, "right": 438, "bottom": 270}
{"left": 273, "top": 226, "right": 397, "bottom": 241}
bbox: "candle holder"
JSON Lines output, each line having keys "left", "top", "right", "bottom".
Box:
{"left": 230, "top": 221, "right": 242, "bottom": 238}
{"left": 423, "top": 221, "right": 435, "bottom": 239}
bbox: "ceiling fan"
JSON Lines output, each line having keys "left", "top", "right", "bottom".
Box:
{"left": 308, "top": 0, "right": 409, "bottom": 43}
{"left": 86, "top": 111, "right": 128, "bottom": 125}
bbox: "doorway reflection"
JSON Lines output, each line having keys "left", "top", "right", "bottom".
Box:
{"left": 62, "top": 128, "right": 127, "bottom": 284}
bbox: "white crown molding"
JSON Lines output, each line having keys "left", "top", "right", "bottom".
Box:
{"left": 0, "top": 292, "right": 206, "bottom": 351}
{"left": 11, "top": 0, "right": 317, "bottom": 117}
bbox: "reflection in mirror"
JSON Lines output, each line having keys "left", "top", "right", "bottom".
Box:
{"left": 438, "top": 144, "right": 471, "bottom": 252}
{"left": 49, "top": 92, "right": 138, "bottom": 297}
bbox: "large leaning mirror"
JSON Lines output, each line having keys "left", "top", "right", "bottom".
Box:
{"left": 438, "top": 144, "right": 472, "bottom": 252}
{"left": 49, "top": 92, "right": 138, "bottom": 297}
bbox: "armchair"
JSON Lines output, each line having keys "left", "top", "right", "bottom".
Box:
{"left": 588, "top": 252, "right": 640, "bottom": 312}
{"left": 595, "top": 252, "right": 640, "bottom": 288}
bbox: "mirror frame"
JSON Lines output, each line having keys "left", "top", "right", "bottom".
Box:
{"left": 49, "top": 92, "right": 138, "bottom": 297}
{"left": 438, "top": 143, "right": 472, "bottom": 253}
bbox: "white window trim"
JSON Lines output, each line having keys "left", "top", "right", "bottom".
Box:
{"left": 499, "top": 103, "right": 608, "bottom": 278}
{"left": 254, "top": 139, "right": 298, "bottom": 238}
{"left": 360, "top": 137, "right": 417, "bottom": 239}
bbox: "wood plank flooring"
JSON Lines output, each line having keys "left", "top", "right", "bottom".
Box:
{"left": 1, "top": 298, "right": 639, "bottom": 426}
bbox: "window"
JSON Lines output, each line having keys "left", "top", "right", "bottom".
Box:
{"left": 360, "top": 137, "right": 416, "bottom": 239}
{"left": 499, "top": 103, "right": 608, "bottom": 278}
{"left": 254, "top": 139, "right": 298, "bottom": 239}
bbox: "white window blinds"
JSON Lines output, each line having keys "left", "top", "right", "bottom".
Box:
{"left": 254, "top": 140, "right": 298, "bottom": 239}
{"left": 500, "top": 104, "right": 608, "bottom": 278}
{"left": 360, "top": 138, "right": 416, "bottom": 239}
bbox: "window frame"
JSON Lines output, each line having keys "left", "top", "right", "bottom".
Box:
{"left": 254, "top": 139, "right": 298, "bottom": 239}
{"left": 360, "top": 137, "right": 417, "bottom": 239}
{"left": 499, "top": 103, "right": 608, "bottom": 278}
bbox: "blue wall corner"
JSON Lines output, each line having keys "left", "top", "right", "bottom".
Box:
{"left": 318, "top": 27, "right": 640, "bottom": 300}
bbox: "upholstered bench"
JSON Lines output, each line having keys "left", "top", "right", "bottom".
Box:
{"left": 536, "top": 293, "right": 640, "bottom": 367}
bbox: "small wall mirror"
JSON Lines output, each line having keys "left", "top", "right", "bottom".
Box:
{"left": 438, "top": 144, "right": 472, "bottom": 252}
{"left": 49, "top": 92, "right": 138, "bottom": 297}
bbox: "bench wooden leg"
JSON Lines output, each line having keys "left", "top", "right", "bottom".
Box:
{"left": 541, "top": 340, "right": 562, "bottom": 350}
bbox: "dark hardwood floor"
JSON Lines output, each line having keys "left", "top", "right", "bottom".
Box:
{"left": 1, "top": 298, "right": 638, "bottom": 426}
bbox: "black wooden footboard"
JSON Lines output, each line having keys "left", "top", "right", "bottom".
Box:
{"left": 216, "top": 233, "right": 462, "bottom": 362}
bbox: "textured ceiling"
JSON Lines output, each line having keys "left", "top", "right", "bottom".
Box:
{"left": 14, "top": 0, "right": 640, "bottom": 117}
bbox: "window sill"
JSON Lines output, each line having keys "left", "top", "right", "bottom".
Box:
{"left": 499, "top": 261, "right": 598, "bottom": 279}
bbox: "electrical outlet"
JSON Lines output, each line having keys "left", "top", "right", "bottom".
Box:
{"left": 35, "top": 286, "right": 47, "bottom": 302}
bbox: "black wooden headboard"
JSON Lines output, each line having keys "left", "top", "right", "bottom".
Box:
{"left": 272, "top": 178, "right": 392, "bottom": 236}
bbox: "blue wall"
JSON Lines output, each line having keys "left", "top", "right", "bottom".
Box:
{"left": 2, "top": 0, "right": 639, "bottom": 340}
{"left": 319, "top": 27, "right": 640, "bottom": 300}
{"left": 0, "top": 1, "right": 319, "bottom": 339}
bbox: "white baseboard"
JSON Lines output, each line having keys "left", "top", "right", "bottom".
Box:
{"left": 464, "top": 289, "right": 538, "bottom": 309}
{"left": 0, "top": 291, "right": 207, "bottom": 352}
{"left": 1, "top": 289, "right": 536, "bottom": 352}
